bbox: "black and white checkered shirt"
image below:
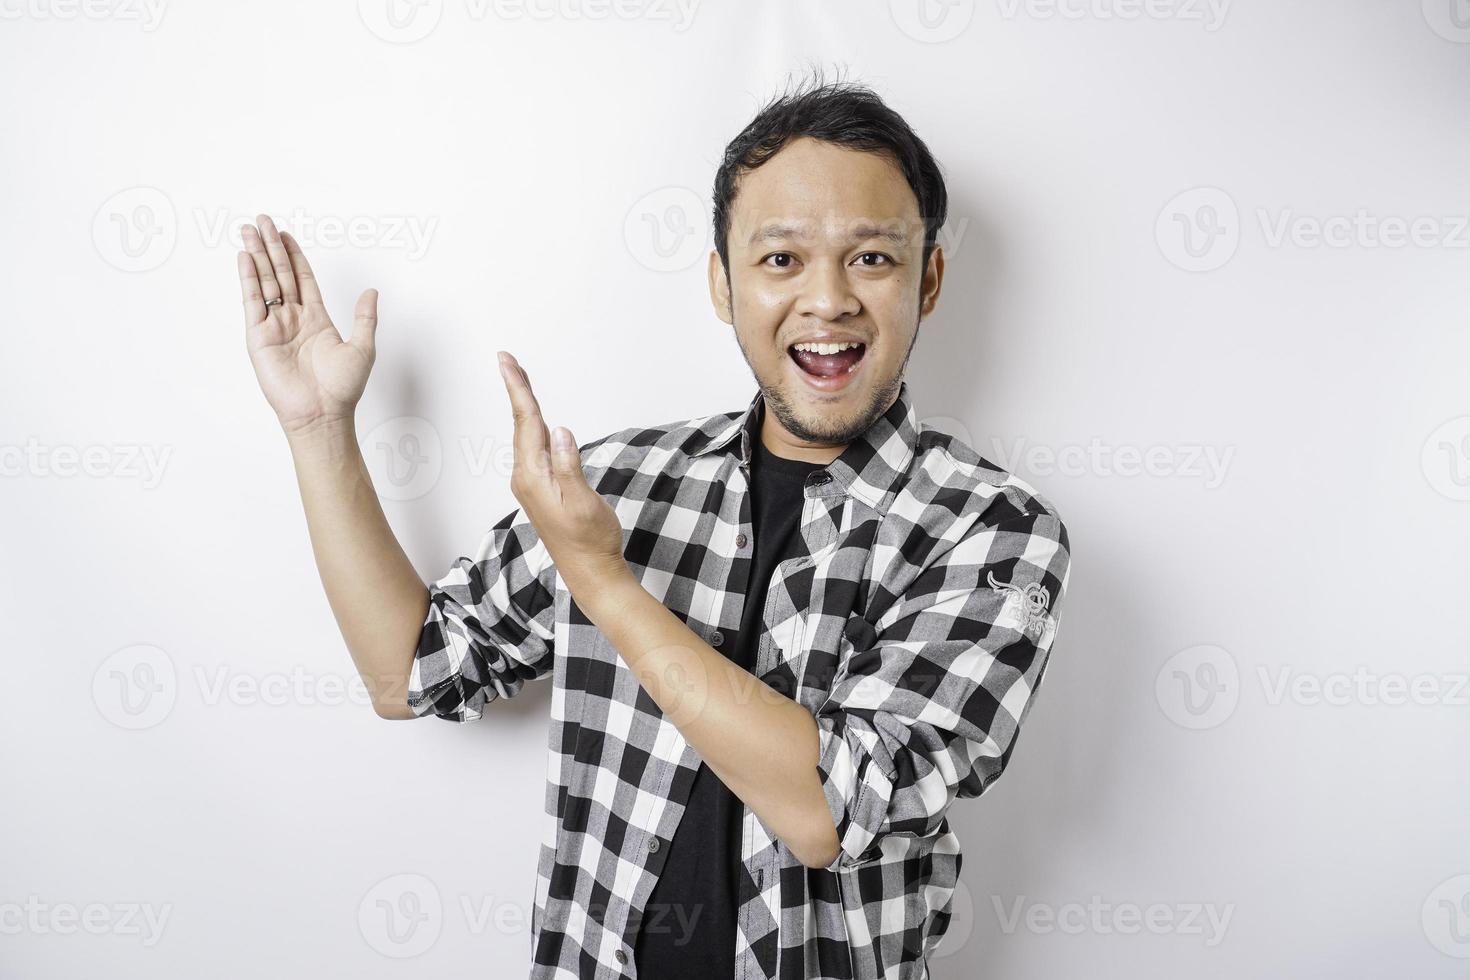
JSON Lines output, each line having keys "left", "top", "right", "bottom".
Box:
{"left": 407, "top": 379, "right": 1072, "bottom": 980}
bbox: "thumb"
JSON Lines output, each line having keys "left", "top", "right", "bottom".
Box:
{"left": 550, "top": 426, "right": 588, "bottom": 489}
{"left": 350, "top": 288, "right": 378, "bottom": 357}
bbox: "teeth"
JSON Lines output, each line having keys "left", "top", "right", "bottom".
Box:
{"left": 792, "top": 341, "right": 863, "bottom": 355}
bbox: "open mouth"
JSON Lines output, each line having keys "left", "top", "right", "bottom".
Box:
{"left": 787, "top": 341, "right": 867, "bottom": 384}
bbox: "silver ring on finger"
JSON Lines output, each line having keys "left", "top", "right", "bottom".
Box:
{"left": 264, "top": 297, "right": 283, "bottom": 307}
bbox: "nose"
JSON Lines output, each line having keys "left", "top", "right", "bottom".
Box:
{"left": 794, "top": 257, "right": 861, "bottom": 322}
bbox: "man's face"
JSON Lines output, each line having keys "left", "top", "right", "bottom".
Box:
{"left": 708, "top": 135, "right": 943, "bottom": 449}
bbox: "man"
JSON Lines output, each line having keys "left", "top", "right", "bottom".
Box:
{"left": 237, "top": 75, "right": 1071, "bottom": 980}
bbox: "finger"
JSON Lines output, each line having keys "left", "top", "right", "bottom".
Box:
{"left": 550, "top": 426, "right": 588, "bottom": 492}
{"left": 509, "top": 357, "right": 553, "bottom": 481}
{"left": 280, "top": 231, "right": 323, "bottom": 307}
{"left": 518, "top": 365, "right": 553, "bottom": 463}
{"left": 238, "top": 250, "right": 267, "bottom": 326}
{"left": 351, "top": 288, "right": 378, "bottom": 358}
{"left": 257, "top": 214, "right": 299, "bottom": 304}
{"left": 241, "top": 223, "right": 281, "bottom": 304}
{"left": 499, "top": 351, "right": 552, "bottom": 483}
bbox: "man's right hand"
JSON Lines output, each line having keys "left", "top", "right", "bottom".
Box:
{"left": 237, "top": 213, "right": 378, "bottom": 438}
{"left": 237, "top": 213, "right": 429, "bottom": 721}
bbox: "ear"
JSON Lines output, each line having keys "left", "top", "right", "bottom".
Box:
{"left": 919, "top": 245, "right": 944, "bottom": 318}
{"left": 708, "top": 249, "right": 733, "bottom": 325}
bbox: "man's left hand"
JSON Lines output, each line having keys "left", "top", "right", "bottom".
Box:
{"left": 496, "top": 350, "right": 631, "bottom": 597}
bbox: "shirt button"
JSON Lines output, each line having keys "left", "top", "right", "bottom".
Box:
{"left": 735, "top": 532, "right": 748, "bottom": 548}
{"left": 647, "top": 837, "right": 661, "bottom": 853}
{"left": 615, "top": 949, "right": 628, "bottom": 965}
{"left": 709, "top": 631, "right": 724, "bottom": 648}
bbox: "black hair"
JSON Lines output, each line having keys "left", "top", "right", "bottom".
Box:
{"left": 711, "top": 66, "right": 949, "bottom": 278}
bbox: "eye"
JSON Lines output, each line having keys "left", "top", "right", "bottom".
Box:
{"left": 761, "top": 252, "right": 796, "bottom": 269}
{"left": 854, "top": 252, "right": 892, "bottom": 267}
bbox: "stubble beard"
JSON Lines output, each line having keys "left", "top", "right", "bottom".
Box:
{"left": 730, "top": 312, "right": 919, "bottom": 447}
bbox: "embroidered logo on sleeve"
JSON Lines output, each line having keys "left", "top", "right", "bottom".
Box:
{"left": 987, "top": 570, "right": 1052, "bottom": 642}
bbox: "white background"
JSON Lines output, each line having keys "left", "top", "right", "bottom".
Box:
{"left": 2, "top": 1, "right": 1468, "bottom": 977}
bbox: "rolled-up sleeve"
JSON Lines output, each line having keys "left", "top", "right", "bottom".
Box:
{"left": 407, "top": 504, "right": 560, "bottom": 722}
{"left": 813, "top": 507, "right": 1071, "bottom": 870}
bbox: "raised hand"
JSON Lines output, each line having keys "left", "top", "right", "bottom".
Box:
{"left": 238, "top": 213, "right": 378, "bottom": 436}
{"left": 497, "top": 351, "right": 631, "bottom": 597}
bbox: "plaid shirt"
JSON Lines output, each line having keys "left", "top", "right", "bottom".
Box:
{"left": 407, "top": 379, "right": 1072, "bottom": 980}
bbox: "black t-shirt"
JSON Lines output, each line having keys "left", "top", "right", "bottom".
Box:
{"left": 633, "top": 427, "right": 828, "bottom": 979}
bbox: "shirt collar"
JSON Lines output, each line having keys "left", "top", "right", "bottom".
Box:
{"left": 690, "top": 380, "right": 919, "bottom": 511}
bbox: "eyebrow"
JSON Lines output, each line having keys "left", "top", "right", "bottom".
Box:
{"left": 746, "top": 222, "right": 913, "bottom": 248}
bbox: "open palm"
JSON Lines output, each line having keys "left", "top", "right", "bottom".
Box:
{"left": 237, "top": 214, "right": 378, "bottom": 436}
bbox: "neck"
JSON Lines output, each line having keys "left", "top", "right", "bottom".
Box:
{"left": 759, "top": 405, "right": 845, "bottom": 465}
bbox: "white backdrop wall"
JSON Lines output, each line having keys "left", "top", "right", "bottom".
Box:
{"left": 2, "top": 2, "right": 1467, "bottom": 977}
